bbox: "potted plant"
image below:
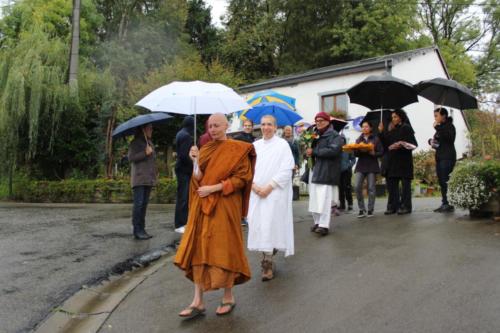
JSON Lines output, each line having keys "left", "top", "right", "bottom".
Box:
{"left": 448, "top": 160, "right": 500, "bottom": 217}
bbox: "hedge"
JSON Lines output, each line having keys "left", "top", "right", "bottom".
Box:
{"left": 10, "top": 178, "right": 177, "bottom": 203}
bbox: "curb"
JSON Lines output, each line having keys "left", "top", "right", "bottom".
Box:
{"left": 33, "top": 243, "right": 178, "bottom": 333}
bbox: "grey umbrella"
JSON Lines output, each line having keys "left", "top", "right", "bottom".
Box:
{"left": 414, "top": 77, "right": 478, "bottom": 110}
{"left": 112, "top": 112, "right": 172, "bottom": 139}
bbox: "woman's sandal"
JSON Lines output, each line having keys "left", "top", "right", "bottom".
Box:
{"left": 216, "top": 302, "right": 236, "bottom": 316}
{"left": 178, "top": 306, "right": 206, "bottom": 319}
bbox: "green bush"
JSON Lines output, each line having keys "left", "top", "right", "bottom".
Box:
{"left": 448, "top": 159, "right": 500, "bottom": 211}
{"left": 9, "top": 178, "right": 177, "bottom": 203}
{"left": 413, "top": 150, "right": 437, "bottom": 185}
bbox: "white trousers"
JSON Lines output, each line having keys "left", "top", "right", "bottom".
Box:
{"left": 308, "top": 171, "right": 337, "bottom": 229}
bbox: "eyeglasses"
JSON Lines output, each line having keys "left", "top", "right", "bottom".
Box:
{"left": 315, "top": 119, "right": 328, "bottom": 123}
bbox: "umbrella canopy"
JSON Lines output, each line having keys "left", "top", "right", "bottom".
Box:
{"left": 247, "top": 90, "right": 296, "bottom": 108}
{"left": 347, "top": 74, "right": 418, "bottom": 110}
{"left": 244, "top": 102, "right": 303, "bottom": 127}
{"left": 112, "top": 112, "right": 172, "bottom": 139}
{"left": 414, "top": 77, "right": 478, "bottom": 110}
{"left": 135, "top": 80, "right": 250, "bottom": 142}
{"left": 136, "top": 80, "right": 249, "bottom": 115}
{"left": 240, "top": 90, "right": 296, "bottom": 120}
{"left": 330, "top": 117, "right": 348, "bottom": 132}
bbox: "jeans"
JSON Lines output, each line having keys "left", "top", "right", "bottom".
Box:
{"left": 436, "top": 159, "right": 456, "bottom": 205}
{"left": 174, "top": 172, "right": 191, "bottom": 228}
{"left": 132, "top": 186, "right": 152, "bottom": 234}
{"left": 339, "top": 169, "right": 353, "bottom": 209}
{"left": 386, "top": 177, "right": 412, "bottom": 212}
{"left": 355, "top": 172, "right": 376, "bottom": 212}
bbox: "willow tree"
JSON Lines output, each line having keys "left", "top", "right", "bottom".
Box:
{"left": 0, "top": 26, "right": 71, "bottom": 194}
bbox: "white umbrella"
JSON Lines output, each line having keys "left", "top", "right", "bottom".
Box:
{"left": 135, "top": 80, "right": 250, "bottom": 142}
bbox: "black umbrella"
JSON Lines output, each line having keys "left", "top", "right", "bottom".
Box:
{"left": 330, "top": 118, "right": 348, "bottom": 132}
{"left": 361, "top": 110, "right": 392, "bottom": 134}
{"left": 112, "top": 112, "right": 173, "bottom": 139}
{"left": 414, "top": 77, "right": 478, "bottom": 110}
{"left": 347, "top": 74, "right": 418, "bottom": 111}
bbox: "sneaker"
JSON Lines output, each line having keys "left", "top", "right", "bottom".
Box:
{"left": 310, "top": 224, "right": 319, "bottom": 232}
{"left": 433, "top": 205, "right": 444, "bottom": 213}
{"left": 347, "top": 205, "right": 353, "bottom": 211}
{"left": 174, "top": 226, "right": 186, "bottom": 234}
{"left": 441, "top": 204, "right": 455, "bottom": 213}
{"left": 357, "top": 210, "right": 366, "bottom": 218}
{"left": 366, "top": 210, "right": 374, "bottom": 218}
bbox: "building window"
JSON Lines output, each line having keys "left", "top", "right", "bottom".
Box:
{"left": 321, "top": 93, "right": 348, "bottom": 115}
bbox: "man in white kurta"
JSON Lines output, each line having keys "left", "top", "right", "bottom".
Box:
{"left": 247, "top": 115, "right": 295, "bottom": 281}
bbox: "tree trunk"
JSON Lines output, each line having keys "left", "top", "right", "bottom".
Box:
{"left": 8, "top": 163, "right": 13, "bottom": 199}
{"left": 69, "top": 0, "right": 80, "bottom": 94}
{"left": 105, "top": 106, "right": 117, "bottom": 179}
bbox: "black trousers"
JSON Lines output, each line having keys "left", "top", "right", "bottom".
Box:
{"left": 386, "top": 177, "right": 412, "bottom": 212}
{"left": 132, "top": 185, "right": 152, "bottom": 234}
{"left": 436, "top": 159, "right": 456, "bottom": 206}
{"left": 174, "top": 172, "right": 191, "bottom": 228}
{"left": 339, "top": 169, "right": 353, "bottom": 209}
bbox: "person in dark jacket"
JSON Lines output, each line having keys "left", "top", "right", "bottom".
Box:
{"left": 306, "top": 112, "right": 343, "bottom": 236}
{"left": 429, "top": 107, "right": 456, "bottom": 213}
{"left": 174, "top": 116, "right": 194, "bottom": 233}
{"left": 233, "top": 119, "right": 256, "bottom": 143}
{"left": 378, "top": 109, "right": 417, "bottom": 215}
{"left": 128, "top": 123, "right": 157, "bottom": 240}
{"left": 354, "top": 121, "right": 384, "bottom": 218}
{"left": 283, "top": 125, "right": 300, "bottom": 172}
{"left": 339, "top": 134, "right": 356, "bottom": 211}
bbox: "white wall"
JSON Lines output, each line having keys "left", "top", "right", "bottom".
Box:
{"left": 236, "top": 49, "right": 470, "bottom": 157}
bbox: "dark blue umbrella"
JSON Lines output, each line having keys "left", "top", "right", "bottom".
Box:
{"left": 243, "top": 102, "right": 303, "bottom": 126}
{"left": 112, "top": 112, "right": 172, "bottom": 139}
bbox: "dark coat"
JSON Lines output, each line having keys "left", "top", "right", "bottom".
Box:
{"left": 311, "top": 126, "right": 343, "bottom": 185}
{"left": 128, "top": 136, "right": 157, "bottom": 188}
{"left": 379, "top": 123, "right": 417, "bottom": 179}
{"left": 340, "top": 135, "right": 356, "bottom": 172}
{"left": 175, "top": 118, "right": 194, "bottom": 175}
{"left": 285, "top": 138, "right": 300, "bottom": 167}
{"left": 354, "top": 134, "right": 384, "bottom": 174}
{"left": 233, "top": 132, "right": 255, "bottom": 143}
{"left": 433, "top": 118, "right": 456, "bottom": 161}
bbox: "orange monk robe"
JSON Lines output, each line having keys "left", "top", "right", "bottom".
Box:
{"left": 174, "top": 139, "right": 256, "bottom": 291}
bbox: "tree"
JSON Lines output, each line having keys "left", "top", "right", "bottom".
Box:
{"left": 185, "top": 0, "right": 220, "bottom": 65}
{"left": 475, "top": 0, "right": 499, "bottom": 95}
{"left": 69, "top": 0, "right": 81, "bottom": 93}
{"left": 418, "top": 0, "right": 479, "bottom": 87}
{"left": 221, "top": 0, "right": 281, "bottom": 81}
{"left": 0, "top": 0, "right": 114, "bottom": 180}
{"left": 329, "top": 0, "right": 424, "bottom": 64}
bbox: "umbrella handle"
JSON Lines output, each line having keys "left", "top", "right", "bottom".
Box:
{"left": 142, "top": 129, "right": 148, "bottom": 145}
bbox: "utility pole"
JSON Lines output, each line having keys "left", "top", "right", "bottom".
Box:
{"left": 68, "top": 0, "right": 80, "bottom": 94}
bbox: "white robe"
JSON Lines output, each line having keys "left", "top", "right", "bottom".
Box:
{"left": 247, "top": 136, "right": 295, "bottom": 257}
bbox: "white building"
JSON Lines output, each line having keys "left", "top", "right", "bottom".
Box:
{"left": 234, "top": 46, "right": 470, "bottom": 157}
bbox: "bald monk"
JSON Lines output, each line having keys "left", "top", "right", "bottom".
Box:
{"left": 174, "top": 113, "right": 256, "bottom": 318}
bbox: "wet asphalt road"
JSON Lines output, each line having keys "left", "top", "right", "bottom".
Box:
{"left": 0, "top": 203, "right": 179, "bottom": 333}
{"left": 100, "top": 199, "right": 500, "bottom": 333}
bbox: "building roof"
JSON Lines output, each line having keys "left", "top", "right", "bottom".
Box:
{"left": 239, "top": 46, "right": 449, "bottom": 93}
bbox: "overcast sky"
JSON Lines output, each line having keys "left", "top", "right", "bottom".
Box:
{"left": 206, "top": 0, "right": 228, "bottom": 27}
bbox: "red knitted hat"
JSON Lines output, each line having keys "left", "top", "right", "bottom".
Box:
{"left": 315, "top": 112, "right": 330, "bottom": 122}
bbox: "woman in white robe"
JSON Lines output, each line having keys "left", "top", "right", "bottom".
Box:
{"left": 247, "top": 115, "right": 295, "bottom": 281}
